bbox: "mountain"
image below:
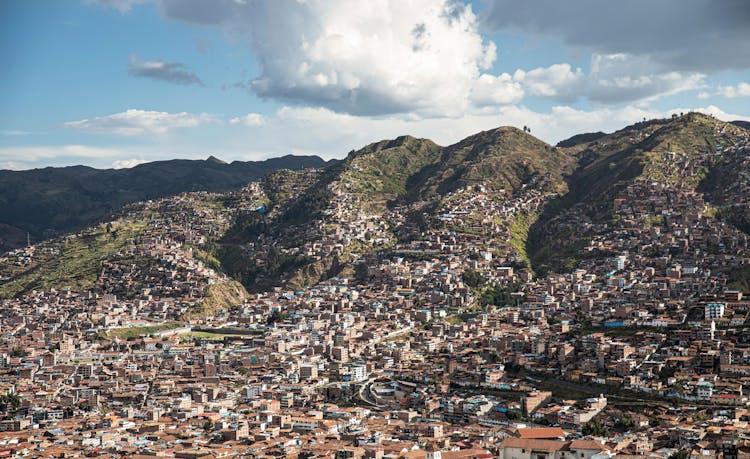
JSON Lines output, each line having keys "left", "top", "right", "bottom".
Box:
{"left": 213, "top": 135, "right": 445, "bottom": 291}
{"left": 0, "top": 155, "right": 336, "bottom": 253}
{"left": 212, "top": 128, "right": 571, "bottom": 291}
{"left": 528, "top": 112, "right": 750, "bottom": 274}
{"left": 2, "top": 112, "right": 749, "bottom": 302}
{"left": 410, "top": 126, "right": 574, "bottom": 198}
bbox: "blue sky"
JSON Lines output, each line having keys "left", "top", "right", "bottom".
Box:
{"left": 1, "top": 0, "right": 749, "bottom": 169}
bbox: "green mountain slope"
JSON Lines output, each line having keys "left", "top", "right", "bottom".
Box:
{"left": 214, "top": 128, "right": 575, "bottom": 291}
{"left": 4, "top": 113, "right": 748, "bottom": 298}
{"left": 528, "top": 112, "right": 750, "bottom": 274}
{"left": 0, "top": 155, "right": 335, "bottom": 253}
{"left": 213, "top": 136, "right": 443, "bottom": 291}
{"left": 411, "top": 126, "right": 573, "bottom": 198}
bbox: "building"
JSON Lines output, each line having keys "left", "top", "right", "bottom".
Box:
{"left": 704, "top": 303, "right": 725, "bottom": 320}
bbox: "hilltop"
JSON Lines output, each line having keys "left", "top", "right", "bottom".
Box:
{"left": 0, "top": 154, "right": 335, "bottom": 253}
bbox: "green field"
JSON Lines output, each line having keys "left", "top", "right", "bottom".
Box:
{"left": 180, "top": 331, "right": 246, "bottom": 341}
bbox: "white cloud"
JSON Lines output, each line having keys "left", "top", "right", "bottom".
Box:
{"left": 666, "top": 105, "right": 750, "bottom": 122}
{"left": 92, "top": 1, "right": 724, "bottom": 111}
{"left": 515, "top": 54, "right": 705, "bottom": 104}
{"left": 0, "top": 145, "right": 126, "bottom": 169}
{"left": 699, "top": 82, "right": 750, "bottom": 99}
{"left": 0, "top": 161, "right": 27, "bottom": 171}
{"left": 63, "top": 109, "right": 219, "bottom": 136}
{"left": 470, "top": 73, "right": 524, "bottom": 106}
{"left": 229, "top": 113, "right": 266, "bottom": 126}
{"left": 226, "top": 105, "right": 667, "bottom": 157}
{"left": 112, "top": 158, "right": 148, "bottom": 169}
{"left": 8, "top": 104, "right": 750, "bottom": 170}
{"left": 157, "top": 0, "right": 511, "bottom": 116}
{"left": 227, "top": 103, "right": 750, "bottom": 160}
{"left": 514, "top": 63, "right": 584, "bottom": 98}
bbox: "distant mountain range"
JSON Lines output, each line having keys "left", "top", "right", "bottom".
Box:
{"left": 0, "top": 155, "right": 336, "bottom": 253}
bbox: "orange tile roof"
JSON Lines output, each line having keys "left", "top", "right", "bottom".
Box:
{"left": 518, "top": 427, "right": 566, "bottom": 439}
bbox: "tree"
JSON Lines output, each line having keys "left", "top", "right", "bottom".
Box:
{"left": 0, "top": 393, "right": 20, "bottom": 413}
{"left": 615, "top": 416, "right": 634, "bottom": 430}
{"left": 582, "top": 418, "right": 609, "bottom": 437}
{"left": 267, "top": 310, "right": 286, "bottom": 324}
{"left": 9, "top": 347, "right": 26, "bottom": 358}
{"left": 479, "top": 283, "right": 520, "bottom": 307}
{"left": 355, "top": 262, "right": 370, "bottom": 282}
{"left": 506, "top": 409, "right": 522, "bottom": 420}
{"left": 462, "top": 269, "right": 486, "bottom": 289}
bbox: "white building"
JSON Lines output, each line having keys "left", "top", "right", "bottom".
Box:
{"left": 704, "top": 303, "right": 725, "bottom": 320}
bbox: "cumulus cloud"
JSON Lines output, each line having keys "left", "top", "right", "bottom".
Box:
{"left": 156, "top": 0, "right": 512, "bottom": 116}
{"left": 90, "top": 0, "right": 724, "bottom": 112}
{"left": 64, "top": 109, "right": 218, "bottom": 136}
{"left": 514, "top": 54, "right": 706, "bottom": 104}
{"left": 129, "top": 56, "right": 204, "bottom": 86}
{"left": 229, "top": 113, "right": 266, "bottom": 126}
{"left": 470, "top": 73, "right": 524, "bottom": 106}
{"left": 480, "top": 0, "right": 750, "bottom": 72}
{"left": 699, "top": 82, "right": 750, "bottom": 99}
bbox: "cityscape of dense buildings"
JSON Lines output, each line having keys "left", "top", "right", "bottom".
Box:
{"left": 0, "top": 114, "right": 749, "bottom": 458}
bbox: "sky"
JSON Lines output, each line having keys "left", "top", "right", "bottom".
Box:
{"left": 1, "top": 0, "right": 750, "bottom": 170}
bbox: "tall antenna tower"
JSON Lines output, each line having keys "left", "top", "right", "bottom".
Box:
{"left": 27, "top": 232, "right": 30, "bottom": 247}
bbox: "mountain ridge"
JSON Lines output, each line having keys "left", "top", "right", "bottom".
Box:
{"left": 2, "top": 112, "right": 749, "bottom": 299}
{"left": 0, "top": 154, "right": 336, "bottom": 253}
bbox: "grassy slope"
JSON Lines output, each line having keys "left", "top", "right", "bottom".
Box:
{"left": 508, "top": 211, "right": 539, "bottom": 270}
{"left": 340, "top": 136, "right": 443, "bottom": 206}
{"left": 412, "top": 127, "right": 573, "bottom": 198}
{"left": 0, "top": 220, "right": 148, "bottom": 299}
{"left": 187, "top": 279, "right": 248, "bottom": 318}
